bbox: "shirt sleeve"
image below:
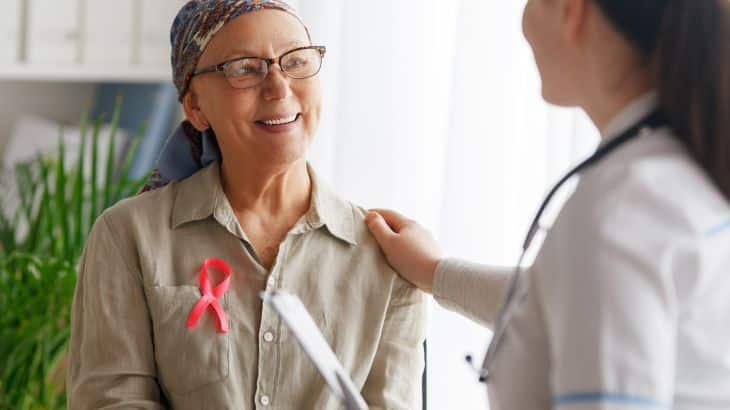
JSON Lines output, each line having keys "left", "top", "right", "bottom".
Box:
{"left": 66, "top": 214, "right": 165, "bottom": 409}
{"left": 361, "top": 276, "right": 427, "bottom": 410}
{"left": 537, "top": 189, "right": 681, "bottom": 410}
{"left": 432, "top": 258, "right": 511, "bottom": 328}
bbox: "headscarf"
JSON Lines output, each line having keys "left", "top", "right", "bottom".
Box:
{"left": 140, "top": 0, "right": 308, "bottom": 193}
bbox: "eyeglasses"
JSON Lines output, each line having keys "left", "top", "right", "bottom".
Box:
{"left": 188, "top": 45, "right": 326, "bottom": 91}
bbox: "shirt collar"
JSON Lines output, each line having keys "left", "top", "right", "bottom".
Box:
{"left": 171, "top": 162, "right": 357, "bottom": 246}
{"left": 600, "top": 91, "right": 659, "bottom": 143}
{"left": 171, "top": 161, "right": 221, "bottom": 229}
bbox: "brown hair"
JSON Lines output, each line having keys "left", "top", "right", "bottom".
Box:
{"left": 594, "top": 0, "right": 730, "bottom": 200}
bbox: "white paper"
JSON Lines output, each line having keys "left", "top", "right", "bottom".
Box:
{"left": 139, "top": 1, "right": 186, "bottom": 67}
{"left": 84, "top": 0, "right": 135, "bottom": 65}
{"left": 260, "top": 291, "right": 368, "bottom": 410}
{"left": 27, "top": 0, "right": 81, "bottom": 64}
{"left": 0, "top": 0, "right": 21, "bottom": 63}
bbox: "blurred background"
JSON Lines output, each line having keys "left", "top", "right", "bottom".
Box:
{"left": 0, "top": 0, "right": 600, "bottom": 409}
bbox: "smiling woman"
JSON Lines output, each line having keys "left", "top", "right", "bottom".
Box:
{"left": 182, "top": 9, "right": 321, "bottom": 183}
{"left": 65, "top": 1, "right": 427, "bottom": 409}
{"left": 176, "top": 7, "right": 325, "bottom": 266}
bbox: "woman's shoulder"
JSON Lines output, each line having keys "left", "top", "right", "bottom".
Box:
{"left": 577, "top": 127, "right": 729, "bottom": 239}
{"left": 79, "top": 183, "right": 179, "bottom": 274}
{"left": 538, "top": 128, "right": 730, "bottom": 313}
{"left": 348, "top": 203, "right": 387, "bottom": 245}
{"left": 338, "top": 202, "right": 402, "bottom": 265}
{"left": 544, "top": 127, "right": 730, "bottom": 286}
{"left": 90, "top": 182, "right": 180, "bottom": 252}
{"left": 102, "top": 182, "right": 178, "bottom": 227}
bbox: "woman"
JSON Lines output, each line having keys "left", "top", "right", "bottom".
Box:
{"left": 367, "top": 0, "right": 730, "bottom": 408}
{"left": 66, "top": 1, "right": 426, "bottom": 409}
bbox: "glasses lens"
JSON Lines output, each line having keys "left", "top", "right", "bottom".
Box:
{"left": 224, "top": 58, "right": 267, "bottom": 88}
{"left": 281, "top": 48, "right": 322, "bottom": 79}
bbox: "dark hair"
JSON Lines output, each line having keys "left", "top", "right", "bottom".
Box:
{"left": 593, "top": 0, "right": 730, "bottom": 201}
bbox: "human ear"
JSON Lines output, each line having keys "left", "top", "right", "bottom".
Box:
{"left": 182, "top": 88, "right": 211, "bottom": 132}
{"left": 561, "top": 0, "right": 588, "bottom": 45}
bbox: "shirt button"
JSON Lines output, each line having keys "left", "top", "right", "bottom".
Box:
{"left": 260, "top": 395, "right": 271, "bottom": 406}
{"left": 267, "top": 276, "right": 276, "bottom": 287}
{"left": 263, "top": 331, "right": 275, "bottom": 343}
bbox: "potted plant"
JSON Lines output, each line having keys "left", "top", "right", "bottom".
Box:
{"left": 0, "top": 99, "right": 147, "bottom": 409}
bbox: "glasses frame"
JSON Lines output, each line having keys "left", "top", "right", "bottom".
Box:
{"left": 188, "top": 45, "right": 327, "bottom": 91}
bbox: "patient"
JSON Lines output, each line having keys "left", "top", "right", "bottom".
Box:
{"left": 66, "top": 1, "right": 426, "bottom": 409}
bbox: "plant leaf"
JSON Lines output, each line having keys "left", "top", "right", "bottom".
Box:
{"left": 103, "top": 95, "right": 122, "bottom": 209}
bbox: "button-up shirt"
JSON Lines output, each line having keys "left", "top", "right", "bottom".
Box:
{"left": 67, "top": 162, "right": 426, "bottom": 409}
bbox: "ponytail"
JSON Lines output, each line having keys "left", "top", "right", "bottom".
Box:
{"left": 594, "top": 0, "right": 730, "bottom": 201}
{"left": 655, "top": 0, "right": 730, "bottom": 200}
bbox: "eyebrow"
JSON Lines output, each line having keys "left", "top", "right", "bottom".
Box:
{"left": 221, "top": 40, "right": 310, "bottom": 60}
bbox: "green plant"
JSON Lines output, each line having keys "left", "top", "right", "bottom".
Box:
{"left": 0, "top": 98, "right": 147, "bottom": 409}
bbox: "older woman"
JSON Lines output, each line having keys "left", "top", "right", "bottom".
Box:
{"left": 66, "top": 1, "right": 426, "bottom": 409}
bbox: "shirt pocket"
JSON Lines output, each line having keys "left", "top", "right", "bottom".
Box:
{"left": 146, "top": 285, "right": 230, "bottom": 394}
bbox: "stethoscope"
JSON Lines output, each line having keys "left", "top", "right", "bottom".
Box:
{"left": 467, "top": 110, "right": 668, "bottom": 383}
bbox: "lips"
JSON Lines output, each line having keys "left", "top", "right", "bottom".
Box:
{"left": 256, "top": 113, "right": 300, "bottom": 126}
{"left": 253, "top": 113, "right": 302, "bottom": 134}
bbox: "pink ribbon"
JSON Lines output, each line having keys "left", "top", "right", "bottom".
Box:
{"left": 186, "top": 258, "right": 231, "bottom": 333}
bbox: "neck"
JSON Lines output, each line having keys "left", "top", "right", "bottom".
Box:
{"left": 583, "top": 75, "right": 654, "bottom": 139}
{"left": 577, "top": 36, "right": 655, "bottom": 137}
{"left": 220, "top": 157, "right": 311, "bottom": 219}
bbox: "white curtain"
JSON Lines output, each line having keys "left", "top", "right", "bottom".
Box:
{"left": 297, "top": 1, "right": 599, "bottom": 408}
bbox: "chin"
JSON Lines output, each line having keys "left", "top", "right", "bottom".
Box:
{"left": 541, "top": 87, "right": 574, "bottom": 107}
{"left": 263, "top": 141, "right": 309, "bottom": 168}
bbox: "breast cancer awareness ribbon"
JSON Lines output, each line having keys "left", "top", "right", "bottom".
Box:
{"left": 186, "top": 258, "right": 231, "bottom": 333}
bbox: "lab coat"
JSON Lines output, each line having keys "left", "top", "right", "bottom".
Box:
{"left": 433, "top": 93, "right": 730, "bottom": 409}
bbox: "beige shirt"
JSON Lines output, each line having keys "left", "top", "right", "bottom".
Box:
{"left": 67, "top": 162, "right": 426, "bottom": 410}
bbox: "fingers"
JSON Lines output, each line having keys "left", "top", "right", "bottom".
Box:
{"left": 368, "top": 208, "right": 412, "bottom": 232}
{"left": 365, "top": 211, "right": 398, "bottom": 245}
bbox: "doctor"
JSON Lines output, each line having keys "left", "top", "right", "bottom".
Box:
{"left": 366, "top": 0, "right": 730, "bottom": 408}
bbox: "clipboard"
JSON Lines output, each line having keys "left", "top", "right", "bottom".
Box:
{"left": 260, "top": 290, "right": 369, "bottom": 410}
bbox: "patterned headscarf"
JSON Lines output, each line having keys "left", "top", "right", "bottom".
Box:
{"left": 172, "top": 0, "right": 307, "bottom": 99}
{"left": 140, "top": 0, "right": 309, "bottom": 194}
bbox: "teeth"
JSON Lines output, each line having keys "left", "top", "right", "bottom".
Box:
{"left": 261, "top": 114, "right": 297, "bottom": 125}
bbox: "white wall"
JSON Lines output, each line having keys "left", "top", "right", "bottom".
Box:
{"left": 300, "top": 1, "right": 599, "bottom": 409}
{"left": 0, "top": 81, "right": 96, "bottom": 158}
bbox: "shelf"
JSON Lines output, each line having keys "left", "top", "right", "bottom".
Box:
{"left": 0, "top": 63, "right": 171, "bottom": 83}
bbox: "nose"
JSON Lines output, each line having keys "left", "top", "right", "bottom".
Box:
{"left": 261, "top": 63, "right": 292, "bottom": 101}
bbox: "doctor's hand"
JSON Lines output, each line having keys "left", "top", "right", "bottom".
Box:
{"left": 365, "top": 209, "right": 443, "bottom": 293}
